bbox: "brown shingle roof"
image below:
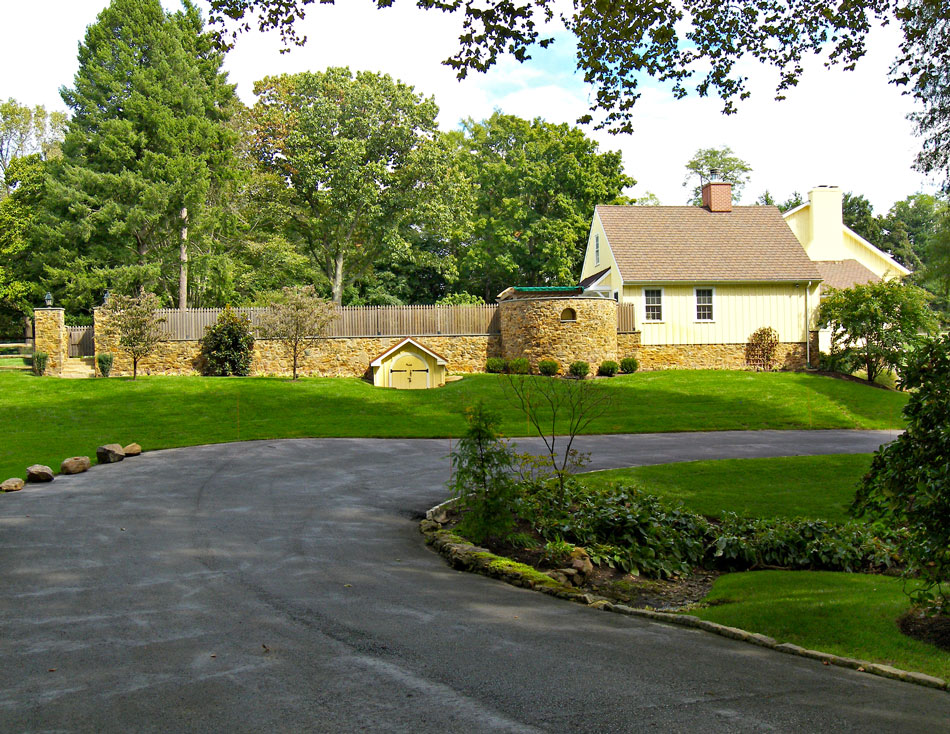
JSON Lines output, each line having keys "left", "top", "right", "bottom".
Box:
{"left": 814, "top": 260, "right": 881, "bottom": 292}
{"left": 597, "top": 205, "right": 821, "bottom": 282}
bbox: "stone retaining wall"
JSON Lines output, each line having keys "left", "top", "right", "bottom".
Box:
{"left": 94, "top": 327, "right": 501, "bottom": 378}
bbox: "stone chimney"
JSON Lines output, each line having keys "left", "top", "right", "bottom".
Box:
{"left": 701, "top": 170, "right": 732, "bottom": 212}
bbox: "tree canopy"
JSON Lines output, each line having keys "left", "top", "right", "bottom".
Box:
{"left": 251, "top": 67, "right": 469, "bottom": 304}
{"left": 41, "top": 0, "right": 238, "bottom": 313}
{"left": 683, "top": 147, "right": 752, "bottom": 205}
{"left": 206, "top": 2, "right": 946, "bottom": 170}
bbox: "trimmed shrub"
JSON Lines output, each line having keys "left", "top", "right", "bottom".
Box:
{"left": 485, "top": 357, "right": 507, "bottom": 374}
{"left": 96, "top": 353, "right": 114, "bottom": 378}
{"left": 509, "top": 357, "right": 531, "bottom": 375}
{"left": 199, "top": 306, "right": 255, "bottom": 376}
{"left": 598, "top": 360, "right": 619, "bottom": 377}
{"left": 537, "top": 359, "right": 559, "bottom": 376}
{"left": 32, "top": 351, "right": 48, "bottom": 376}
{"left": 620, "top": 357, "right": 639, "bottom": 374}
{"left": 568, "top": 360, "right": 589, "bottom": 378}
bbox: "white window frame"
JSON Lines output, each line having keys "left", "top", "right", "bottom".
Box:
{"left": 694, "top": 287, "right": 715, "bottom": 322}
{"left": 594, "top": 234, "right": 600, "bottom": 266}
{"left": 642, "top": 287, "right": 664, "bottom": 322}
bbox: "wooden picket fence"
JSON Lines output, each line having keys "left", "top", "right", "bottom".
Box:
{"left": 155, "top": 305, "right": 502, "bottom": 341}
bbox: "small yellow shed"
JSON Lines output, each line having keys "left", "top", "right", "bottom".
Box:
{"left": 370, "top": 338, "right": 447, "bottom": 389}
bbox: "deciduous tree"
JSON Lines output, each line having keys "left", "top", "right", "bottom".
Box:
{"left": 99, "top": 291, "right": 167, "bottom": 380}
{"left": 817, "top": 279, "right": 937, "bottom": 383}
{"left": 683, "top": 147, "right": 751, "bottom": 205}
{"left": 257, "top": 285, "right": 337, "bottom": 380}
{"left": 251, "top": 68, "right": 468, "bottom": 304}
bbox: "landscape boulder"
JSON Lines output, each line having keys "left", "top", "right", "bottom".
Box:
{"left": 570, "top": 547, "right": 594, "bottom": 577}
{"left": 2, "top": 478, "right": 25, "bottom": 492}
{"left": 26, "top": 465, "right": 54, "bottom": 483}
{"left": 60, "top": 456, "right": 91, "bottom": 475}
{"left": 123, "top": 443, "right": 142, "bottom": 457}
{"left": 96, "top": 444, "right": 126, "bottom": 464}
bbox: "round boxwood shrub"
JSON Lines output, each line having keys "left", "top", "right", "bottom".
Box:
{"left": 568, "top": 360, "right": 589, "bottom": 378}
{"left": 32, "top": 351, "right": 48, "bottom": 376}
{"left": 485, "top": 357, "right": 507, "bottom": 374}
{"left": 537, "top": 359, "right": 559, "bottom": 376}
{"left": 508, "top": 357, "right": 531, "bottom": 375}
{"left": 620, "top": 357, "right": 639, "bottom": 374}
{"left": 96, "top": 353, "right": 114, "bottom": 378}
{"left": 199, "top": 306, "right": 255, "bottom": 376}
{"left": 598, "top": 360, "right": 619, "bottom": 377}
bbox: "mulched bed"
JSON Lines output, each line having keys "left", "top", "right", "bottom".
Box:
{"left": 458, "top": 516, "right": 716, "bottom": 611}
{"left": 898, "top": 609, "right": 950, "bottom": 652}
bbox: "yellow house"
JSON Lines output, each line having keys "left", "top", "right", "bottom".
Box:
{"left": 579, "top": 178, "right": 822, "bottom": 369}
{"left": 370, "top": 337, "right": 447, "bottom": 389}
{"left": 782, "top": 186, "right": 911, "bottom": 352}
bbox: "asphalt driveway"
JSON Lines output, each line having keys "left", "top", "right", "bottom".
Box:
{"left": 2, "top": 429, "right": 947, "bottom": 733}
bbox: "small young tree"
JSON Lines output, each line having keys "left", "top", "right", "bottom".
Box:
{"left": 257, "top": 285, "right": 337, "bottom": 380}
{"left": 504, "top": 373, "right": 612, "bottom": 501}
{"left": 817, "top": 280, "right": 937, "bottom": 383}
{"left": 449, "top": 402, "right": 518, "bottom": 542}
{"left": 100, "top": 291, "right": 166, "bottom": 380}
{"left": 199, "top": 305, "right": 254, "bottom": 376}
{"left": 746, "top": 326, "right": 779, "bottom": 370}
{"left": 852, "top": 334, "right": 950, "bottom": 614}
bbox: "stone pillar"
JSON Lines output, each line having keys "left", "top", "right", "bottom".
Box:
{"left": 33, "top": 308, "right": 67, "bottom": 376}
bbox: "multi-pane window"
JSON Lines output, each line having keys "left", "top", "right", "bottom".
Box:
{"left": 696, "top": 288, "right": 714, "bottom": 321}
{"left": 594, "top": 234, "right": 600, "bottom": 265}
{"left": 644, "top": 288, "right": 662, "bottom": 321}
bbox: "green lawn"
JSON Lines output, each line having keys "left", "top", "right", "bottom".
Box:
{"left": 0, "top": 369, "right": 906, "bottom": 481}
{"left": 578, "top": 454, "right": 875, "bottom": 523}
{"left": 692, "top": 571, "right": 950, "bottom": 681}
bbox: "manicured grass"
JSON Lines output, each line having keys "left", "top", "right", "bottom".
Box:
{"left": 692, "top": 571, "right": 949, "bottom": 681}
{"left": 578, "top": 454, "right": 875, "bottom": 523}
{"left": 0, "top": 370, "right": 906, "bottom": 481}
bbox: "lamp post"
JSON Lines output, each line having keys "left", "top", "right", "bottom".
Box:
{"left": 44, "top": 292, "right": 53, "bottom": 308}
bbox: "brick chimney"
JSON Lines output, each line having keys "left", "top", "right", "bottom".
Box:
{"left": 701, "top": 170, "right": 732, "bottom": 212}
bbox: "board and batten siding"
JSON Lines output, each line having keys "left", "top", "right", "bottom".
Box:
{"left": 579, "top": 210, "right": 623, "bottom": 295}
{"left": 622, "top": 282, "right": 820, "bottom": 345}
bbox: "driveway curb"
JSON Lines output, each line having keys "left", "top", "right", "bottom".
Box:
{"left": 420, "top": 512, "right": 948, "bottom": 694}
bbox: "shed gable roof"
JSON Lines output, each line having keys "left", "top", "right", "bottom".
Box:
{"left": 814, "top": 259, "right": 882, "bottom": 292}
{"left": 596, "top": 205, "right": 821, "bottom": 282}
{"left": 370, "top": 337, "right": 447, "bottom": 367}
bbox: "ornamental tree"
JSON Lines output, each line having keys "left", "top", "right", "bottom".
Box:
{"left": 852, "top": 333, "right": 950, "bottom": 613}
{"left": 817, "top": 279, "right": 937, "bottom": 383}
{"left": 257, "top": 285, "right": 337, "bottom": 380}
{"left": 99, "top": 291, "right": 167, "bottom": 380}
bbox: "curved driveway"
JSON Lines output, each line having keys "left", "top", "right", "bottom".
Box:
{"left": 2, "top": 429, "right": 947, "bottom": 733}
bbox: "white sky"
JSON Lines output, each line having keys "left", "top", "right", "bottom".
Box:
{"left": 1, "top": 0, "right": 938, "bottom": 211}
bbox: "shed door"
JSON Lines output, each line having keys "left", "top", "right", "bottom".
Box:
{"left": 390, "top": 354, "right": 428, "bottom": 389}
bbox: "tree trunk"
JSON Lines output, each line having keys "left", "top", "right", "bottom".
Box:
{"left": 331, "top": 250, "right": 345, "bottom": 304}
{"left": 132, "top": 356, "right": 138, "bottom": 381}
{"left": 179, "top": 207, "right": 188, "bottom": 311}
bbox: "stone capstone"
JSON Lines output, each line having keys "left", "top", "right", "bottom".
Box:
{"left": 123, "top": 443, "right": 142, "bottom": 456}
{"left": 26, "top": 465, "right": 54, "bottom": 483}
{"left": 2, "top": 477, "right": 25, "bottom": 492}
{"left": 60, "top": 456, "right": 91, "bottom": 475}
{"left": 96, "top": 444, "right": 126, "bottom": 464}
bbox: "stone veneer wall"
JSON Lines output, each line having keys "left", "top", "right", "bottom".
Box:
{"left": 93, "top": 318, "right": 501, "bottom": 377}
{"left": 33, "top": 308, "right": 68, "bottom": 376}
{"left": 499, "top": 297, "right": 617, "bottom": 372}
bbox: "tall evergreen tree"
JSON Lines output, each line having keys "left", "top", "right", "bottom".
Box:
{"left": 41, "top": 0, "right": 237, "bottom": 312}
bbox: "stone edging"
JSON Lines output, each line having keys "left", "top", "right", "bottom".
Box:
{"left": 420, "top": 505, "right": 948, "bottom": 694}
